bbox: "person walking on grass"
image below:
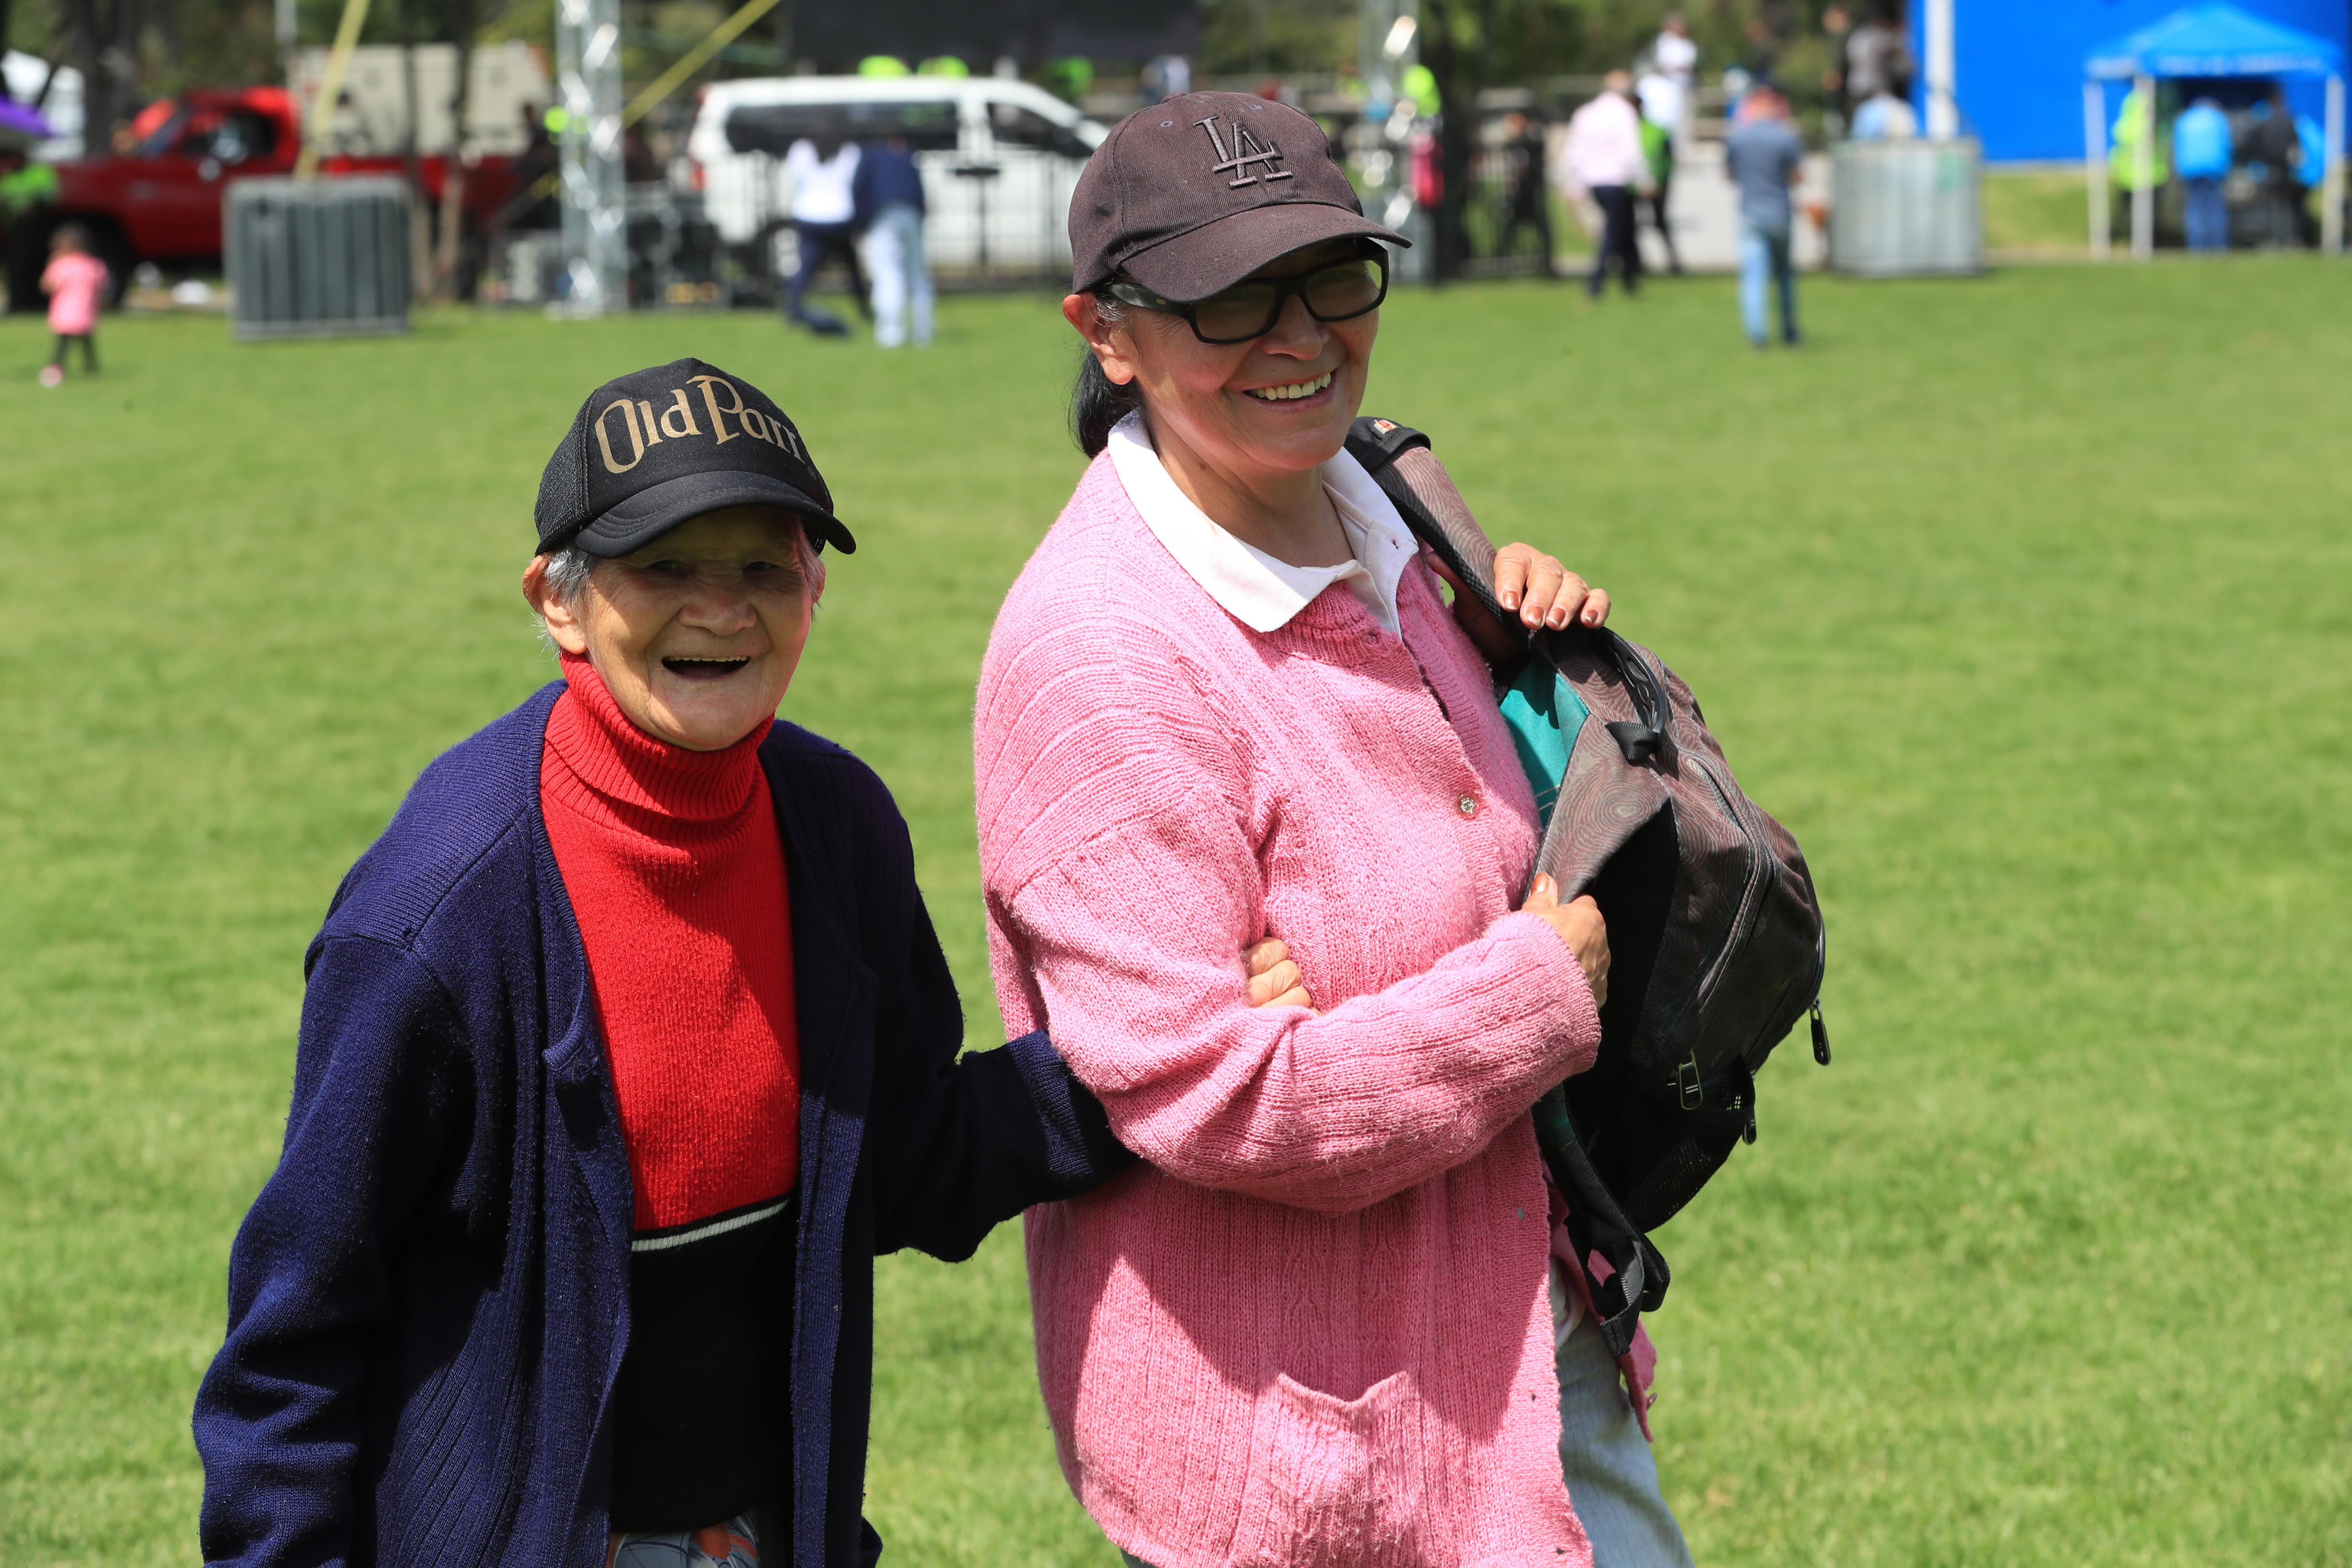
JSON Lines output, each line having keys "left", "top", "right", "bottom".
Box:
{"left": 1725, "top": 83, "right": 1805, "bottom": 349}
{"left": 852, "top": 133, "right": 934, "bottom": 347}
{"left": 977, "top": 92, "right": 1695, "bottom": 1568}
{"left": 38, "top": 221, "right": 106, "bottom": 387}
{"left": 1636, "top": 69, "right": 1686, "bottom": 274}
{"left": 1560, "top": 71, "right": 1651, "bottom": 298}
{"left": 190, "top": 357, "right": 1305, "bottom": 1568}
{"left": 782, "top": 131, "right": 868, "bottom": 336}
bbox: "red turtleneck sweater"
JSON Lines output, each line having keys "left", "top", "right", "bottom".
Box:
{"left": 539, "top": 653, "right": 800, "bottom": 1235}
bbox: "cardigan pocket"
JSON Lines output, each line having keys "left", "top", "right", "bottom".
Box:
{"left": 1229, "top": 1369, "right": 1420, "bottom": 1568}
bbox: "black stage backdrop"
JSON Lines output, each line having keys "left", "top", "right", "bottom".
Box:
{"left": 789, "top": 0, "right": 1196, "bottom": 71}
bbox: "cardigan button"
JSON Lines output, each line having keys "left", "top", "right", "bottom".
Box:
{"left": 1456, "top": 794, "right": 1478, "bottom": 818}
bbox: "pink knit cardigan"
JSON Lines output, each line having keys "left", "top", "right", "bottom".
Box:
{"left": 974, "top": 453, "right": 1604, "bottom": 1568}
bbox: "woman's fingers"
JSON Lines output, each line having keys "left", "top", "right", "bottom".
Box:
{"left": 1247, "top": 959, "right": 1304, "bottom": 1008}
{"left": 1244, "top": 938, "right": 1314, "bottom": 1009}
{"left": 1522, "top": 873, "right": 1559, "bottom": 911}
{"left": 1493, "top": 544, "right": 1530, "bottom": 612}
{"left": 1579, "top": 587, "right": 1611, "bottom": 628}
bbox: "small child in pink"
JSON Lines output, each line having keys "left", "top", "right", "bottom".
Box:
{"left": 39, "top": 223, "right": 107, "bottom": 387}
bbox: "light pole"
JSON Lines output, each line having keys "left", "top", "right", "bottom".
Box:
{"left": 1923, "top": 0, "right": 1957, "bottom": 139}
{"left": 555, "top": 0, "right": 626, "bottom": 312}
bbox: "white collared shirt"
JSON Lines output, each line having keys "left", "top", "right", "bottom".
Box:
{"left": 1106, "top": 412, "right": 1420, "bottom": 638}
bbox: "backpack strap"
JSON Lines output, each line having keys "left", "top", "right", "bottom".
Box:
{"left": 1345, "top": 417, "right": 1670, "bottom": 765}
{"left": 1349, "top": 415, "right": 1672, "bottom": 1357}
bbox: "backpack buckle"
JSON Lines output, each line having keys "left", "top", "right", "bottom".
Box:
{"left": 1675, "top": 1054, "right": 1703, "bottom": 1110}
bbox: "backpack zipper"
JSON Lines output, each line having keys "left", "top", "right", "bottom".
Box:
{"left": 1665, "top": 742, "right": 1775, "bottom": 1106}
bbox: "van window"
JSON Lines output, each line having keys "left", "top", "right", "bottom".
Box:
{"left": 989, "top": 102, "right": 1091, "bottom": 159}
{"left": 725, "top": 98, "right": 959, "bottom": 156}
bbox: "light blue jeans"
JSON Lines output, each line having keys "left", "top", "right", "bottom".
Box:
{"left": 607, "top": 1512, "right": 760, "bottom": 1568}
{"left": 859, "top": 202, "right": 934, "bottom": 348}
{"left": 2183, "top": 176, "right": 2229, "bottom": 251}
{"left": 1117, "top": 1299, "right": 1692, "bottom": 1568}
{"left": 1739, "top": 221, "right": 1798, "bottom": 346}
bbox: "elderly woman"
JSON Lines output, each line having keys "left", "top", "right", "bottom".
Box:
{"left": 974, "top": 99, "right": 1693, "bottom": 1567}
{"left": 192, "top": 359, "right": 1302, "bottom": 1568}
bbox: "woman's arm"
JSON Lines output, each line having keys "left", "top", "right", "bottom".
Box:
{"left": 867, "top": 871, "right": 1312, "bottom": 1259}
{"left": 994, "top": 766, "right": 1600, "bottom": 1216}
{"left": 193, "top": 938, "right": 471, "bottom": 1568}
{"left": 867, "top": 886, "right": 1135, "bottom": 1263}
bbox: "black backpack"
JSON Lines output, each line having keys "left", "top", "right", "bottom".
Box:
{"left": 1347, "top": 417, "right": 1830, "bottom": 1356}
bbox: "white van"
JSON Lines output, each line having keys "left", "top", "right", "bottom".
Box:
{"left": 684, "top": 76, "right": 1108, "bottom": 280}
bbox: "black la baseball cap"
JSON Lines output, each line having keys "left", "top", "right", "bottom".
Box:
{"left": 1070, "top": 92, "right": 1408, "bottom": 302}
{"left": 534, "top": 358, "right": 856, "bottom": 559}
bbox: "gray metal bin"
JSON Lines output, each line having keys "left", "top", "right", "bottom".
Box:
{"left": 1829, "top": 140, "right": 1984, "bottom": 277}
{"left": 227, "top": 177, "right": 411, "bottom": 340}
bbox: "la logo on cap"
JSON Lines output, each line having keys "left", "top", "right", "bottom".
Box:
{"left": 1196, "top": 116, "right": 1294, "bottom": 190}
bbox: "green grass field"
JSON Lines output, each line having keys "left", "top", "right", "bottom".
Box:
{"left": 3, "top": 262, "right": 2347, "bottom": 1567}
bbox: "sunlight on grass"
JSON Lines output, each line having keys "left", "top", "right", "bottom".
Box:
{"left": 2, "top": 263, "right": 2345, "bottom": 1565}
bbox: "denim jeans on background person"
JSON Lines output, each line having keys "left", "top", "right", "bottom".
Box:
{"left": 859, "top": 201, "right": 934, "bottom": 348}
{"left": 784, "top": 220, "right": 867, "bottom": 332}
{"left": 1588, "top": 184, "right": 1643, "bottom": 297}
{"left": 2183, "top": 176, "right": 2229, "bottom": 252}
{"left": 1113, "top": 1301, "right": 1691, "bottom": 1568}
{"left": 1739, "top": 221, "right": 1798, "bottom": 346}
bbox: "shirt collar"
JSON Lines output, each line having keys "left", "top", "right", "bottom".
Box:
{"left": 1107, "top": 412, "right": 1418, "bottom": 637}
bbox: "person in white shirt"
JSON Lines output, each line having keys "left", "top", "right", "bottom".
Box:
{"left": 782, "top": 133, "right": 868, "bottom": 335}
{"left": 1557, "top": 72, "right": 1652, "bottom": 299}
{"left": 1654, "top": 15, "right": 1698, "bottom": 90}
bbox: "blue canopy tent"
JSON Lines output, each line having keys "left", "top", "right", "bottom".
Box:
{"left": 2083, "top": 2, "right": 2345, "bottom": 258}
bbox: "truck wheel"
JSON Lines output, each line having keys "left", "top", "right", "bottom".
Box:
{"left": 80, "top": 219, "right": 135, "bottom": 307}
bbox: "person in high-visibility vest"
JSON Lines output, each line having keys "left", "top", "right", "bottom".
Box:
{"left": 2110, "top": 84, "right": 2170, "bottom": 192}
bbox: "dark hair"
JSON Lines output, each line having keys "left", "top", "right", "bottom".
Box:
{"left": 1069, "top": 288, "right": 1146, "bottom": 457}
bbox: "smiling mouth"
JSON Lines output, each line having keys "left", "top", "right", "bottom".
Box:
{"left": 1244, "top": 369, "right": 1335, "bottom": 403}
{"left": 662, "top": 656, "right": 751, "bottom": 681}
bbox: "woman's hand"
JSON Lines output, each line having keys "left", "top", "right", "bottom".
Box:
{"left": 1518, "top": 874, "right": 1609, "bottom": 1009}
{"left": 1495, "top": 543, "right": 1610, "bottom": 633}
{"left": 1244, "top": 938, "right": 1315, "bottom": 1010}
{"left": 1426, "top": 545, "right": 1611, "bottom": 665}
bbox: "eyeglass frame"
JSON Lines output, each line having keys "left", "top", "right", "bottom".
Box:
{"left": 1101, "top": 246, "right": 1391, "bottom": 345}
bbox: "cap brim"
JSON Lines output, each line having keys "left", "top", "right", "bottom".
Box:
{"left": 1115, "top": 202, "right": 1409, "bottom": 303}
{"left": 572, "top": 469, "right": 857, "bottom": 557}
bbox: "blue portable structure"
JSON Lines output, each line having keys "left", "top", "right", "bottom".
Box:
{"left": 1906, "top": 0, "right": 2347, "bottom": 162}
{"left": 2079, "top": 2, "right": 2344, "bottom": 257}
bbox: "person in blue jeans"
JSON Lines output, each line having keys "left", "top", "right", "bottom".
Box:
{"left": 1724, "top": 83, "right": 1804, "bottom": 348}
{"left": 852, "top": 134, "right": 934, "bottom": 347}
{"left": 2173, "top": 96, "right": 2235, "bottom": 252}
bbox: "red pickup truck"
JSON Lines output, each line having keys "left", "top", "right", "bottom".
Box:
{"left": 12, "top": 85, "right": 528, "bottom": 297}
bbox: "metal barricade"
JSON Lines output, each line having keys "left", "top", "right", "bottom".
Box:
{"left": 1829, "top": 139, "right": 1984, "bottom": 277}
{"left": 226, "top": 177, "right": 411, "bottom": 340}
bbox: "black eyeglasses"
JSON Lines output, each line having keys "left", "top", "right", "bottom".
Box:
{"left": 1106, "top": 249, "right": 1390, "bottom": 345}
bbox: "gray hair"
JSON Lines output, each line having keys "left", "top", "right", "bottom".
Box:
{"left": 532, "top": 523, "right": 827, "bottom": 647}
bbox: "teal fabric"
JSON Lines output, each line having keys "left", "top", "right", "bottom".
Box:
{"left": 1497, "top": 658, "right": 1590, "bottom": 831}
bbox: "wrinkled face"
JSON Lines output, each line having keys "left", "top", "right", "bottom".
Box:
{"left": 1078, "top": 238, "right": 1380, "bottom": 485}
{"left": 526, "top": 506, "right": 815, "bottom": 751}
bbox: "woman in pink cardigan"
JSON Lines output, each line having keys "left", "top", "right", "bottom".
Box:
{"left": 974, "top": 96, "right": 1694, "bottom": 1568}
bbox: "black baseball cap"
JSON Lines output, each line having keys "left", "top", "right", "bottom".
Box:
{"left": 1070, "top": 92, "right": 1408, "bottom": 303}
{"left": 534, "top": 358, "right": 856, "bottom": 559}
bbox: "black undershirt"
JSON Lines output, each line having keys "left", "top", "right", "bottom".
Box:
{"left": 608, "top": 1194, "right": 797, "bottom": 1533}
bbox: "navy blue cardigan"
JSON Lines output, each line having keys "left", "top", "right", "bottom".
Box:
{"left": 193, "top": 684, "right": 1129, "bottom": 1568}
